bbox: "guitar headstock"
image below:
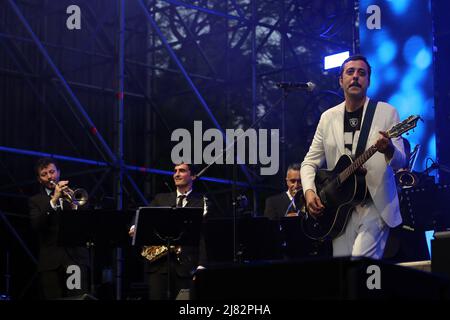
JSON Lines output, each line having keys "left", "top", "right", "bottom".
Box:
{"left": 387, "top": 115, "right": 421, "bottom": 138}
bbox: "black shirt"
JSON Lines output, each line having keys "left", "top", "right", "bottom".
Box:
{"left": 344, "top": 106, "right": 363, "bottom": 156}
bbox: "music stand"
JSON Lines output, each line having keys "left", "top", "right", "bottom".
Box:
{"left": 279, "top": 216, "right": 332, "bottom": 258}
{"left": 204, "top": 216, "right": 282, "bottom": 262}
{"left": 132, "top": 206, "right": 203, "bottom": 299}
{"left": 58, "top": 210, "right": 134, "bottom": 297}
{"left": 399, "top": 184, "right": 449, "bottom": 230}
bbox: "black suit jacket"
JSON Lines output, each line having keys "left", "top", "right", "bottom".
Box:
{"left": 264, "top": 192, "right": 300, "bottom": 220}
{"left": 264, "top": 192, "right": 332, "bottom": 258}
{"left": 145, "top": 191, "right": 205, "bottom": 277}
{"left": 29, "top": 189, "right": 89, "bottom": 272}
{"left": 150, "top": 192, "right": 204, "bottom": 208}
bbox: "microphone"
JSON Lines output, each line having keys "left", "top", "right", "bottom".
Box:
{"left": 164, "top": 181, "right": 173, "bottom": 192}
{"left": 276, "top": 81, "right": 316, "bottom": 92}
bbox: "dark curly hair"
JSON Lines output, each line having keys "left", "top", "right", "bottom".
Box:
{"left": 339, "top": 54, "right": 372, "bottom": 81}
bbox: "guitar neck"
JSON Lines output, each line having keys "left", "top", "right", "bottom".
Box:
{"left": 338, "top": 145, "right": 378, "bottom": 183}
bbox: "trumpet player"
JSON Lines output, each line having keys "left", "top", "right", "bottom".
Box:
{"left": 28, "top": 157, "right": 89, "bottom": 299}
{"left": 264, "top": 163, "right": 332, "bottom": 258}
{"left": 264, "top": 163, "right": 304, "bottom": 219}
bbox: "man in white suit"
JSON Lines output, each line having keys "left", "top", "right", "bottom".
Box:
{"left": 301, "top": 55, "right": 405, "bottom": 259}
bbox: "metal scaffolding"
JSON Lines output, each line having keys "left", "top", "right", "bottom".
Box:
{"left": 0, "top": 0, "right": 357, "bottom": 299}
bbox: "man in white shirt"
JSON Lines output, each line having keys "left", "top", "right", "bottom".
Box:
{"left": 301, "top": 55, "right": 405, "bottom": 259}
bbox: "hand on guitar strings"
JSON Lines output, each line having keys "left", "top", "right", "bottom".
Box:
{"left": 305, "top": 189, "right": 325, "bottom": 218}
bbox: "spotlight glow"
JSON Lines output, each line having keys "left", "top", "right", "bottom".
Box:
{"left": 324, "top": 51, "right": 350, "bottom": 70}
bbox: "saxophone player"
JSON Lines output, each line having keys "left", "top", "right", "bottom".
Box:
{"left": 129, "top": 162, "right": 207, "bottom": 300}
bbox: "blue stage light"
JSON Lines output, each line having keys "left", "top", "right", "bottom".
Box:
{"left": 428, "top": 134, "right": 437, "bottom": 164}
{"left": 361, "top": 1, "right": 435, "bottom": 173}
{"left": 367, "top": 71, "right": 380, "bottom": 96}
{"left": 400, "top": 68, "right": 425, "bottom": 93}
{"left": 377, "top": 40, "right": 397, "bottom": 64}
{"left": 415, "top": 48, "right": 432, "bottom": 70}
{"left": 324, "top": 51, "right": 349, "bottom": 70}
{"left": 403, "top": 35, "right": 426, "bottom": 64}
{"left": 387, "top": 0, "right": 412, "bottom": 15}
{"left": 425, "top": 230, "right": 434, "bottom": 258}
{"left": 384, "top": 66, "right": 399, "bottom": 83}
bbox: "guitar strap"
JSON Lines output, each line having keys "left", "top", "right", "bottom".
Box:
{"left": 355, "top": 99, "right": 378, "bottom": 158}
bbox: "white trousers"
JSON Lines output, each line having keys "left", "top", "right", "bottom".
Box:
{"left": 332, "top": 202, "right": 390, "bottom": 259}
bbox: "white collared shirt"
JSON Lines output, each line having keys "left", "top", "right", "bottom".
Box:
{"left": 176, "top": 189, "right": 207, "bottom": 215}
{"left": 47, "top": 188, "right": 62, "bottom": 211}
{"left": 286, "top": 191, "right": 297, "bottom": 210}
{"left": 176, "top": 189, "right": 192, "bottom": 207}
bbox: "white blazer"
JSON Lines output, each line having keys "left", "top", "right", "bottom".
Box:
{"left": 301, "top": 98, "right": 405, "bottom": 228}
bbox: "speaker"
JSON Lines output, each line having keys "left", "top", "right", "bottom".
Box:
{"left": 193, "top": 257, "right": 449, "bottom": 299}
{"left": 432, "top": 231, "right": 450, "bottom": 280}
{"left": 383, "top": 226, "right": 430, "bottom": 263}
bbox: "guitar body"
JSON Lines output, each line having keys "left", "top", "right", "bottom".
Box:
{"left": 302, "top": 154, "right": 368, "bottom": 241}
{"left": 301, "top": 115, "right": 420, "bottom": 241}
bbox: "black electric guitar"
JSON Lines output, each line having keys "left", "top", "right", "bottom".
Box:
{"left": 302, "top": 115, "right": 420, "bottom": 241}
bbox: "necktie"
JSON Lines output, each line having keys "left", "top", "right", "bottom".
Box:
{"left": 177, "top": 195, "right": 186, "bottom": 208}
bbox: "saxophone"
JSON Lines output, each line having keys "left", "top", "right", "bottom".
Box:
{"left": 141, "top": 245, "right": 181, "bottom": 263}
{"left": 141, "top": 195, "right": 207, "bottom": 263}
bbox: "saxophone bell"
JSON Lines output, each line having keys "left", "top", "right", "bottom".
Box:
{"left": 395, "top": 169, "right": 418, "bottom": 188}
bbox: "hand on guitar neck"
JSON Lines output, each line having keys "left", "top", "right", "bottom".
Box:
{"left": 305, "top": 189, "right": 325, "bottom": 217}
{"left": 375, "top": 131, "right": 394, "bottom": 159}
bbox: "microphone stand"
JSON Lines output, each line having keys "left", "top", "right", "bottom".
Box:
{"left": 232, "top": 137, "right": 239, "bottom": 263}
{"left": 1, "top": 251, "right": 10, "bottom": 300}
{"left": 195, "top": 88, "right": 300, "bottom": 263}
{"left": 196, "top": 90, "right": 290, "bottom": 176}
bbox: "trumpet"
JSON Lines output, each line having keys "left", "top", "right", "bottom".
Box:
{"left": 50, "top": 180, "right": 89, "bottom": 206}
